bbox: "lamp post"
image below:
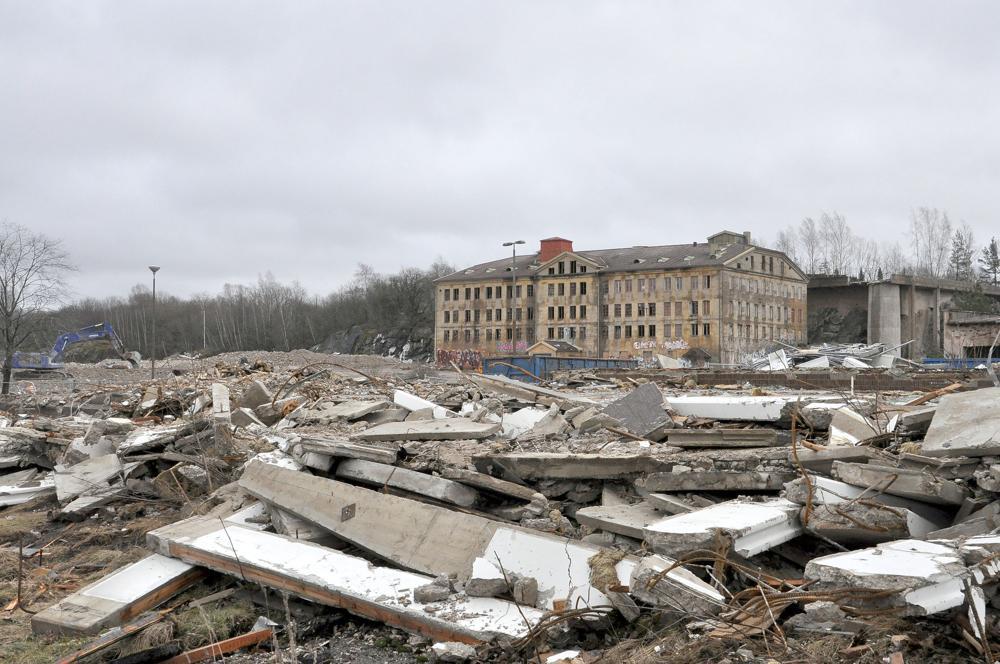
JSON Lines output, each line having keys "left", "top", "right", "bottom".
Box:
{"left": 149, "top": 266, "right": 160, "bottom": 379}
{"left": 502, "top": 240, "right": 525, "bottom": 351}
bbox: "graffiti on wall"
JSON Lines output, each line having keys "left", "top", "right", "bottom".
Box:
{"left": 632, "top": 339, "right": 689, "bottom": 351}
{"left": 496, "top": 341, "right": 528, "bottom": 353}
{"left": 436, "top": 349, "right": 483, "bottom": 370}
{"left": 661, "top": 338, "right": 689, "bottom": 351}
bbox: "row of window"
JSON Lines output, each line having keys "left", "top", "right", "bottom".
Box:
{"left": 546, "top": 304, "right": 587, "bottom": 320}
{"left": 728, "top": 277, "right": 804, "bottom": 299}
{"left": 442, "top": 284, "right": 536, "bottom": 302}
{"left": 545, "top": 281, "right": 588, "bottom": 297}
{"left": 602, "top": 274, "right": 712, "bottom": 295}
{"left": 443, "top": 307, "right": 535, "bottom": 323}
{"left": 442, "top": 328, "right": 538, "bottom": 343}
{"left": 546, "top": 260, "right": 587, "bottom": 275}
{"left": 728, "top": 324, "right": 802, "bottom": 343}
{"left": 736, "top": 253, "right": 784, "bottom": 276}
{"left": 727, "top": 301, "right": 801, "bottom": 324}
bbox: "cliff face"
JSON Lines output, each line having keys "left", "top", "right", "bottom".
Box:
{"left": 312, "top": 325, "right": 434, "bottom": 362}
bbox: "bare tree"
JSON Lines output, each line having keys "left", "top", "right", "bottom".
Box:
{"left": 948, "top": 222, "right": 976, "bottom": 281}
{"left": 797, "top": 217, "right": 820, "bottom": 273}
{"left": 909, "top": 207, "right": 953, "bottom": 277}
{"left": 819, "top": 211, "right": 853, "bottom": 276}
{"left": 0, "top": 222, "right": 75, "bottom": 393}
{"left": 774, "top": 226, "right": 799, "bottom": 263}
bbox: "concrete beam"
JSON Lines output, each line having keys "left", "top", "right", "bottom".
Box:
{"left": 830, "top": 461, "right": 970, "bottom": 506}
{"left": 355, "top": 419, "right": 500, "bottom": 442}
{"left": 473, "top": 452, "right": 665, "bottom": 481}
{"left": 575, "top": 503, "right": 662, "bottom": 539}
{"left": 335, "top": 459, "right": 480, "bottom": 507}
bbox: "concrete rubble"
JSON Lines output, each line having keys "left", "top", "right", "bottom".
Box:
{"left": 6, "top": 349, "right": 1000, "bottom": 662}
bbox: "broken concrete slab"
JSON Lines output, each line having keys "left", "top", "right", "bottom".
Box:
{"left": 921, "top": 387, "right": 1000, "bottom": 457}
{"left": 336, "top": 459, "right": 480, "bottom": 507}
{"left": 791, "top": 445, "right": 883, "bottom": 475}
{"left": 637, "top": 470, "right": 795, "bottom": 493}
{"left": 147, "top": 516, "right": 543, "bottom": 643}
{"left": 644, "top": 493, "right": 704, "bottom": 515}
{"left": 798, "top": 356, "right": 831, "bottom": 369}
{"left": 211, "top": 383, "right": 234, "bottom": 452}
{"left": 296, "top": 435, "right": 400, "bottom": 465}
{"left": 322, "top": 400, "right": 391, "bottom": 421}
{"left": 474, "top": 453, "right": 665, "bottom": 481}
{"left": 0, "top": 470, "right": 55, "bottom": 507}
{"left": 499, "top": 407, "right": 549, "bottom": 438}
{"left": 643, "top": 498, "right": 802, "bottom": 558}
{"left": 662, "top": 428, "right": 782, "bottom": 448}
{"left": 803, "top": 503, "right": 943, "bottom": 545}
{"left": 469, "top": 374, "right": 596, "bottom": 408}
{"left": 600, "top": 383, "right": 672, "bottom": 440}
{"left": 664, "top": 395, "right": 797, "bottom": 422}
{"left": 31, "top": 554, "right": 203, "bottom": 635}
{"left": 830, "top": 461, "right": 970, "bottom": 506}
{"left": 362, "top": 407, "right": 409, "bottom": 426}
{"left": 828, "top": 407, "right": 879, "bottom": 446}
{"left": 628, "top": 555, "right": 726, "bottom": 615}
{"left": 119, "top": 420, "right": 210, "bottom": 454}
{"left": 522, "top": 404, "right": 571, "bottom": 438}
{"left": 393, "top": 390, "right": 453, "bottom": 420}
{"left": 239, "top": 380, "right": 272, "bottom": 410}
{"left": 576, "top": 502, "right": 662, "bottom": 540}
{"left": 438, "top": 467, "right": 540, "bottom": 503}
{"left": 238, "top": 462, "right": 721, "bottom": 613}
{"left": 783, "top": 475, "right": 951, "bottom": 526}
{"left": 54, "top": 454, "right": 124, "bottom": 504}
{"left": 355, "top": 419, "right": 500, "bottom": 442}
{"left": 231, "top": 407, "right": 265, "bottom": 428}
{"left": 804, "top": 539, "right": 973, "bottom": 616}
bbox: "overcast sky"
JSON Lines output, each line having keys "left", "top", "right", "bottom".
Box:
{"left": 1, "top": 2, "right": 997, "bottom": 300}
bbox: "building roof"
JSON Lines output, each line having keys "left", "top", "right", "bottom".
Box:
{"left": 434, "top": 238, "right": 785, "bottom": 284}
{"left": 528, "top": 340, "right": 582, "bottom": 353}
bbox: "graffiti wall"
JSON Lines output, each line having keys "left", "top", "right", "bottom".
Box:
{"left": 436, "top": 348, "right": 484, "bottom": 370}
{"left": 496, "top": 341, "right": 528, "bottom": 353}
{"left": 631, "top": 338, "right": 689, "bottom": 352}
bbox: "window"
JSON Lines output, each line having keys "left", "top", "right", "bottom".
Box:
{"left": 703, "top": 300, "right": 710, "bottom": 315}
{"left": 601, "top": 326, "right": 609, "bottom": 339}
{"left": 691, "top": 323, "right": 698, "bottom": 336}
{"left": 625, "top": 279, "right": 633, "bottom": 293}
{"left": 649, "top": 279, "right": 656, "bottom": 292}
{"left": 558, "top": 283, "right": 565, "bottom": 296}
{"left": 486, "top": 329, "right": 492, "bottom": 341}
{"left": 568, "top": 326, "right": 576, "bottom": 339}
{"left": 649, "top": 302, "right": 656, "bottom": 316}
{"left": 495, "top": 328, "right": 501, "bottom": 339}
{"left": 528, "top": 307, "right": 534, "bottom": 320}
{"left": 625, "top": 325, "right": 632, "bottom": 338}
{"left": 474, "top": 287, "right": 480, "bottom": 300}
{"left": 443, "top": 330, "right": 449, "bottom": 341}
{"left": 674, "top": 324, "right": 682, "bottom": 337}
{"left": 664, "top": 277, "right": 671, "bottom": 291}
{"left": 465, "top": 329, "right": 472, "bottom": 342}
{"left": 557, "top": 327, "right": 565, "bottom": 339}
{"left": 570, "top": 260, "right": 577, "bottom": 273}
{"left": 548, "top": 327, "right": 555, "bottom": 339}
{"left": 580, "top": 282, "right": 587, "bottom": 295}
{"left": 558, "top": 261, "right": 565, "bottom": 275}
{"left": 473, "top": 329, "right": 480, "bottom": 342}
{"left": 548, "top": 284, "right": 555, "bottom": 296}
{"left": 601, "top": 304, "right": 609, "bottom": 317}
{"left": 444, "top": 289, "right": 451, "bottom": 301}
{"left": 675, "top": 277, "right": 683, "bottom": 289}
{"left": 465, "top": 310, "right": 471, "bottom": 322}
{"left": 614, "top": 325, "right": 622, "bottom": 339}
{"left": 637, "top": 325, "right": 645, "bottom": 337}
{"left": 444, "top": 311, "right": 450, "bottom": 323}
{"left": 516, "top": 308, "right": 522, "bottom": 321}
{"left": 495, "top": 308, "right": 502, "bottom": 321}
{"left": 601, "top": 281, "right": 608, "bottom": 294}
{"left": 614, "top": 303, "right": 622, "bottom": 317}
{"left": 516, "top": 285, "right": 522, "bottom": 298}
{"left": 507, "top": 307, "right": 513, "bottom": 320}
{"left": 615, "top": 280, "right": 622, "bottom": 293}
{"left": 485, "top": 287, "right": 492, "bottom": 299}
{"left": 515, "top": 327, "right": 522, "bottom": 339}
{"left": 506, "top": 328, "right": 513, "bottom": 340}
{"left": 665, "top": 302, "right": 671, "bottom": 318}
{"left": 580, "top": 265, "right": 587, "bottom": 273}
{"left": 625, "top": 303, "right": 633, "bottom": 316}
{"left": 506, "top": 285, "right": 513, "bottom": 298}
{"left": 453, "top": 288, "right": 459, "bottom": 300}
{"left": 547, "top": 306, "right": 554, "bottom": 320}
{"left": 570, "top": 283, "right": 577, "bottom": 296}
{"left": 548, "top": 267, "right": 555, "bottom": 275}
{"left": 527, "top": 285, "right": 534, "bottom": 297}
{"left": 569, "top": 305, "right": 577, "bottom": 319}
{"left": 527, "top": 327, "right": 535, "bottom": 342}
{"left": 558, "top": 306, "right": 565, "bottom": 319}
{"left": 750, "top": 255, "right": 755, "bottom": 270}
{"left": 474, "top": 310, "right": 480, "bottom": 323}
{"left": 703, "top": 323, "right": 711, "bottom": 336}
{"left": 638, "top": 278, "right": 646, "bottom": 292}
{"left": 690, "top": 301, "right": 698, "bottom": 316}
{"left": 637, "top": 303, "right": 646, "bottom": 316}
{"left": 465, "top": 288, "right": 471, "bottom": 300}
{"left": 579, "top": 327, "right": 586, "bottom": 340}
{"left": 649, "top": 324, "right": 656, "bottom": 337}
{"left": 486, "top": 309, "right": 493, "bottom": 322}
{"left": 704, "top": 275, "right": 711, "bottom": 289}
{"left": 580, "top": 305, "right": 587, "bottom": 318}
{"left": 674, "top": 301, "right": 682, "bottom": 317}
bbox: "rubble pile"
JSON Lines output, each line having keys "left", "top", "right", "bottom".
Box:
{"left": 1, "top": 352, "right": 999, "bottom": 662}
{"left": 744, "top": 341, "right": 922, "bottom": 371}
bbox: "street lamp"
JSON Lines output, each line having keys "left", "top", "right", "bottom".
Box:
{"left": 148, "top": 266, "right": 160, "bottom": 379}
{"left": 502, "top": 241, "right": 525, "bottom": 350}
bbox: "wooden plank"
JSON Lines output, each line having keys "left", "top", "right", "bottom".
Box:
{"left": 162, "top": 628, "right": 272, "bottom": 663}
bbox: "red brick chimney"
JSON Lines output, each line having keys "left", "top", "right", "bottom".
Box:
{"left": 539, "top": 237, "right": 573, "bottom": 262}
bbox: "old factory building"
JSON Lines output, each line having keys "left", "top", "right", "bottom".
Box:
{"left": 434, "top": 231, "right": 808, "bottom": 366}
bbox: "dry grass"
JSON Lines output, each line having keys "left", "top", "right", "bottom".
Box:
{"left": 174, "top": 594, "right": 259, "bottom": 650}
{"left": 0, "top": 511, "right": 48, "bottom": 544}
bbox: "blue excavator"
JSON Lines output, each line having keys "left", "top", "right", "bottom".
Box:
{"left": 11, "top": 322, "right": 141, "bottom": 372}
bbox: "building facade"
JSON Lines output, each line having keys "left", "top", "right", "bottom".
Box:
{"left": 434, "top": 231, "right": 808, "bottom": 367}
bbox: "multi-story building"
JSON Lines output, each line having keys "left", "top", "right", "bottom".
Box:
{"left": 434, "top": 231, "right": 808, "bottom": 366}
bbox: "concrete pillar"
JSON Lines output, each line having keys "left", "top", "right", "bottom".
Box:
{"left": 933, "top": 287, "right": 941, "bottom": 355}
{"left": 907, "top": 285, "right": 917, "bottom": 359}
{"left": 867, "top": 283, "right": 902, "bottom": 354}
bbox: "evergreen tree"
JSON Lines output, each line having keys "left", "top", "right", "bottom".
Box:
{"left": 948, "top": 224, "right": 975, "bottom": 281}
{"left": 980, "top": 237, "right": 1000, "bottom": 286}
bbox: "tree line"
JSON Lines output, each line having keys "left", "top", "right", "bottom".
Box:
{"left": 26, "top": 260, "right": 455, "bottom": 361}
{"left": 773, "top": 208, "right": 1000, "bottom": 285}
